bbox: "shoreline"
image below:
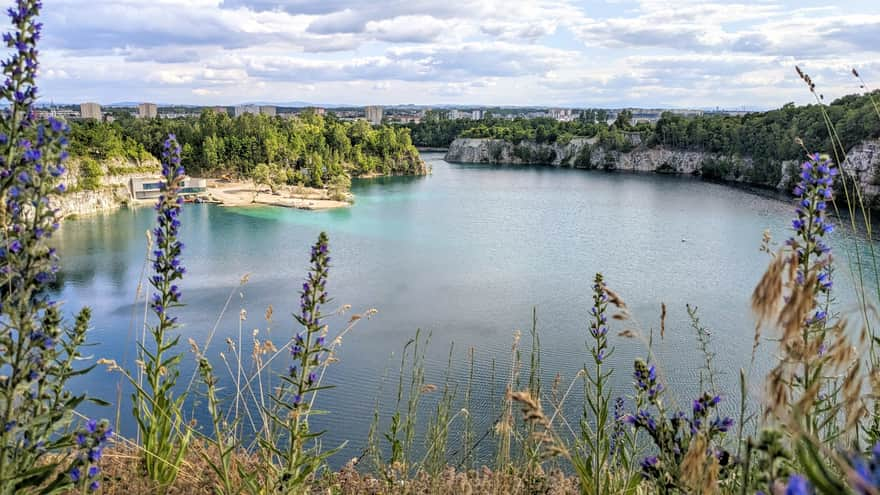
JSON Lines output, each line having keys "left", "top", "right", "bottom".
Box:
{"left": 204, "top": 179, "right": 351, "bottom": 210}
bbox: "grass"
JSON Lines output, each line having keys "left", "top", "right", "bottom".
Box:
{"left": 7, "top": 2, "right": 880, "bottom": 488}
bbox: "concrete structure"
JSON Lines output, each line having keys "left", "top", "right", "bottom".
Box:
{"left": 549, "top": 108, "right": 574, "bottom": 122}
{"left": 212, "top": 106, "right": 228, "bottom": 115}
{"left": 472, "top": 110, "right": 483, "bottom": 120}
{"left": 308, "top": 107, "right": 326, "bottom": 116}
{"left": 670, "top": 109, "right": 704, "bottom": 118}
{"left": 631, "top": 110, "right": 663, "bottom": 125}
{"left": 259, "top": 106, "right": 276, "bottom": 117}
{"left": 130, "top": 177, "right": 207, "bottom": 200}
{"left": 80, "top": 102, "right": 102, "bottom": 120}
{"left": 365, "top": 105, "right": 384, "bottom": 125}
{"left": 234, "top": 105, "right": 260, "bottom": 117}
{"left": 137, "top": 103, "right": 158, "bottom": 119}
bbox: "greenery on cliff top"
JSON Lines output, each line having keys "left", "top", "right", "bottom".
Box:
{"left": 405, "top": 91, "right": 880, "bottom": 162}
{"left": 68, "top": 111, "right": 424, "bottom": 188}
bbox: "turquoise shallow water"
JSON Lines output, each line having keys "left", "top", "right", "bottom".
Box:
{"left": 52, "top": 152, "right": 876, "bottom": 465}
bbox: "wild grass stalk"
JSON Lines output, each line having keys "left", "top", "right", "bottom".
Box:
{"left": 459, "top": 346, "right": 475, "bottom": 470}
{"left": 423, "top": 344, "right": 458, "bottom": 477}
{"left": 370, "top": 329, "right": 429, "bottom": 483}
{"left": 190, "top": 341, "right": 240, "bottom": 495}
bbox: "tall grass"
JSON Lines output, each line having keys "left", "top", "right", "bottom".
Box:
{"left": 83, "top": 68, "right": 880, "bottom": 494}
{"left": 11, "top": 2, "right": 880, "bottom": 491}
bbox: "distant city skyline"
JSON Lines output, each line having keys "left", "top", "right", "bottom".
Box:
{"left": 37, "top": 0, "right": 880, "bottom": 109}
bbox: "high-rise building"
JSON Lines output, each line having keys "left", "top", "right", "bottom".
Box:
{"left": 80, "top": 102, "right": 102, "bottom": 120}
{"left": 137, "top": 102, "right": 158, "bottom": 119}
{"left": 549, "top": 108, "right": 573, "bottom": 122}
{"left": 259, "top": 106, "right": 276, "bottom": 117}
{"left": 471, "top": 110, "right": 483, "bottom": 120}
{"left": 365, "top": 105, "right": 384, "bottom": 125}
{"left": 234, "top": 105, "right": 260, "bottom": 117}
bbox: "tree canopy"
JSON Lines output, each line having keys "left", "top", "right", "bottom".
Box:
{"left": 68, "top": 110, "right": 425, "bottom": 189}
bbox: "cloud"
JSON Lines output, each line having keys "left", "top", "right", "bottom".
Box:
{"left": 306, "top": 9, "right": 366, "bottom": 34}
{"left": 32, "top": 0, "right": 880, "bottom": 107}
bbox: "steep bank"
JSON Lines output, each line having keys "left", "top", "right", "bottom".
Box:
{"left": 53, "top": 157, "right": 161, "bottom": 218}
{"left": 53, "top": 187, "right": 132, "bottom": 218}
{"left": 446, "top": 137, "right": 880, "bottom": 204}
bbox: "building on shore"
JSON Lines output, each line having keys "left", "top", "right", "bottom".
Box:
{"left": 137, "top": 103, "right": 158, "bottom": 119}
{"left": 259, "top": 105, "right": 276, "bottom": 117}
{"left": 80, "top": 102, "right": 102, "bottom": 120}
{"left": 234, "top": 105, "right": 260, "bottom": 117}
{"left": 365, "top": 105, "right": 384, "bottom": 125}
{"left": 130, "top": 177, "right": 208, "bottom": 200}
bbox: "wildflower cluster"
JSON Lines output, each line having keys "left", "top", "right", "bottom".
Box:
{"left": 266, "top": 232, "right": 334, "bottom": 492}
{"left": 0, "top": 2, "right": 103, "bottom": 493}
{"left": 624, "top": 359, "right": 735, "bottom": 492}
{"left": 149, "top": 134, "right": 186, "bottom": 321}
{"left": 786, "top": 442, "right": 880, "bottom": 495}
{"left": 609, "top": 396, "right": 625, "bottom": 459}
{"left": 788, "top": 153, "right": 836, "bottom": 299}
{"left": 289, "top": 231, "right": 331, "bottom": 409}
{"left": 0, "top": 0, "right": 40, "bottom": 136}
{"left": 588, "top": 273, "right": 609, "bottom": 363}
{"left": 846, "top": 443, "right": 880, "bottom": 494}
{"left": 70, "top": 419, "right": 112, "bottom": 492}
{"left": 633, "top": 358, "right": 663, "bottom": 401}
{"left": 133, "top": 133, "right": 191, "bottom": 487}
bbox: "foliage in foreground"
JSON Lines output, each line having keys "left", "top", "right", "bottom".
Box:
{"left": 8, "top": 1, "right": 880, "bottom": 494}
{"left": 0, "top": 1, "right": 108, "bottom": 493}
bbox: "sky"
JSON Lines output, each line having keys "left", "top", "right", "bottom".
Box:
{"left": 34, "top": 0, "right": 880, "bottom": 109}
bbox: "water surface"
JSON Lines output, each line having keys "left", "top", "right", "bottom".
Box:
{"left": 54, "top": 152, "right": 875, "bottom": 464}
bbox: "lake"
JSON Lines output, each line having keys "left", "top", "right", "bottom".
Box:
{"left": 53, "top": 152, "right": 875, "bottom": 466}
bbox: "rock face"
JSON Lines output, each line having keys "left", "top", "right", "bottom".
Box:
{"left": 446, "top": 137, "right": 880, "bottom": 201}
{"left": 52, "top": 158, "right": 162, "bottom": 218}
{"left": 52, "top": 186, "right": 130, "bottom": 218}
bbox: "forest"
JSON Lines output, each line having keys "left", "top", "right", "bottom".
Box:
{"left": 68, "top": 110, "right": 425, "bottom": 188}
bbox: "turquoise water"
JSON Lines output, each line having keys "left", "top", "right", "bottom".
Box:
{"left": 52, "top": 152, "right": 875, "bottom": 465}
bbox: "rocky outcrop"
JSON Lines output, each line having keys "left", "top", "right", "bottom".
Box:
{"left": 445, "top": 137, "right": 596, "bottom": 166}
{"left": 52, "top": 157, "right": 162, "bottom": 218}
{"left": 838, "top": 140, "right": 880, "bottom": 204}
{"left": 446, "top": 137, "right": 880, "bottom": 201}
{"left": 52, "top": 186, "right": 131, "bottom": 218}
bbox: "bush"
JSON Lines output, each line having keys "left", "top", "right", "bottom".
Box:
{"left": 78, "top": 158, "right": 104, "bottom": 190}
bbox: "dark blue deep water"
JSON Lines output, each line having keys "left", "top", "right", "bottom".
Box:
{"left": 52, "top": 152, "right": 876, "bottom": 465}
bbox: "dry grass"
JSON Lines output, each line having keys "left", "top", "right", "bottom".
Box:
{"left": 77, "top": 441, "right": 584, "bottom": 495}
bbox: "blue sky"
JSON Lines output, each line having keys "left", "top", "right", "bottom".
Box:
{"left": 34, "top": 0, "right": 880, "bottom": 108}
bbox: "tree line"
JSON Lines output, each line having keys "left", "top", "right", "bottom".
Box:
{"left": 403, "top": 91, "right": 880, "bottom": 170}
{"left": 68, "top": 110, "right": 425, "bottom": 189}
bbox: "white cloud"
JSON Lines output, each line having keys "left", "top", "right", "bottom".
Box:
{"left": 31, "top": 0, "right": 880, "bottom": 107}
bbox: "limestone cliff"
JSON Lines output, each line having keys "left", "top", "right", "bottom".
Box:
{"left": 54, "top": 157, "right": 161, "bottom": 218}
{"left": 52, "top": 187, "right": 131, "bottom": 218}
{"left": 445, "top": 137, "right": 880, "bottom": 202}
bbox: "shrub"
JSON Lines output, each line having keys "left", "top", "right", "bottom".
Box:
{"left": 78, "top": 158, "right": 104, "bottom": 191}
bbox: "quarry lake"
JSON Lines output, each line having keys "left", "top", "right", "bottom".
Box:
{"left": 52, "top": 152, "right": 875, "bottom": 465}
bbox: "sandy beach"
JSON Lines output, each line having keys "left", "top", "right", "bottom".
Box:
{"left": 204, "top": 179, "right": 351, "bottom": 210}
